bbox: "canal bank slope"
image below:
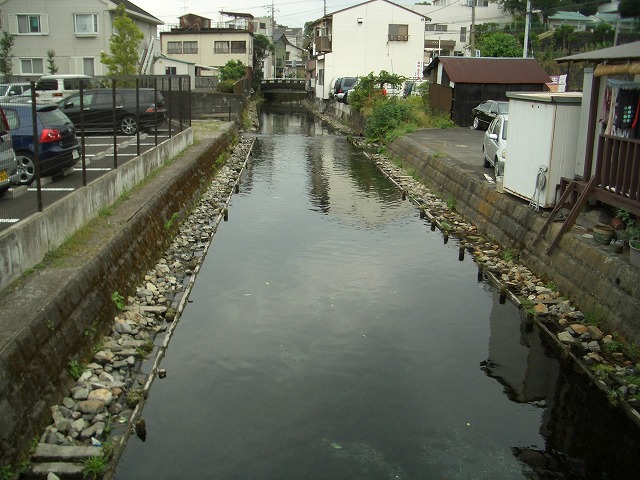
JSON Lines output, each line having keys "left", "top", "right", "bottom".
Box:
{"left": 0, "top": 122, "right": 238, "bottom": 468}
{"left": 386, "top": 131, "right": 640, "bottom": 346}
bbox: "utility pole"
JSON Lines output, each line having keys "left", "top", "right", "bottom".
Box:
{"left": 470, "top": 0, "right": 476, "bottom": 56}
{"left": 323, "top": 0, "right": 327, "bottom": 16}
{"left": 523, "top": 0, "right": 531, "bottom": 57}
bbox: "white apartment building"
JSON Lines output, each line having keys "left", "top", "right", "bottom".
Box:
{"left": 410, "top": 0, "right": 512, "bottom": 60}
{"left": 309, "top": 0, "right": 427, "bottom": 100}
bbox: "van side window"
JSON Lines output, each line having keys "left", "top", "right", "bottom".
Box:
{"left": 35, "top": 80, "right": 57, "bottom": 91}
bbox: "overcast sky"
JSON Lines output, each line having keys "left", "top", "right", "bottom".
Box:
{"left": 130, "top": 0, "right": 419, "bottom": 29}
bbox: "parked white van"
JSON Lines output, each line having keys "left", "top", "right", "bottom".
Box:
{"left": 34, "top": 75, "right": 93, "bottom": 104}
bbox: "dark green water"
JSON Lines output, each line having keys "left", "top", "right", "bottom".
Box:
{"left": 115, "top": 106, "right": 640, "bottom": 479}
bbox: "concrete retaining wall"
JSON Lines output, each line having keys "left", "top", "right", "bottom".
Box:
{"left": 388, "top": 136, "right": 640, "bottom": 345}
{"left": 0, "top": 132, "right": 193, "bottom": 292}
{"left": 0, "top": 125, "right": 237, "bottom": 466}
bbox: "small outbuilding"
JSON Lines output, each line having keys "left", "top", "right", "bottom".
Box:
{"left": 424, "top": 56, "right": 551, "bottom": 127}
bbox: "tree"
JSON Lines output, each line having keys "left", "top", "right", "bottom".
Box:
{"left": 100, "top": 3, "right": 144, "bottom": 77}
{"left": 0, "top": 32, "right": 14, "bottom": 83}
{"left": 219, "top": 60, "right": 246, "bottom": 81}
{"left": 253, "top": 34, "right": 275, "bottom": 80}
{"left": 496, "top": 0, "right": 610, "bottom": 19}
{"left": 478, "top": 32, "right": 522, "bottom": 57}
{"left": 619, "top": 0, "right": 640, "bottom": 18}
{"left": 47, "top": 50, "right": 58, "bottom": 74}
{"left": 553, "top": 24, "right": 577, "bottom": 54}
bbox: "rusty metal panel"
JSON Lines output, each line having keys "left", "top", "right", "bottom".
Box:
{"left": 429, "top": 83, "right": 452, "bottom": 115}
{"left": 430, "top": 57, "right": 551, "bottom": 85}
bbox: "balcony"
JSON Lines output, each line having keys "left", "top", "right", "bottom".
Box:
{"left": 314, "top": 37, "right": 331, "bottom": 53}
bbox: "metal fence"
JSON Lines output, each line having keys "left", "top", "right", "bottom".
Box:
{"left": 0, "top": 75, "right": 191, "bottom": 232}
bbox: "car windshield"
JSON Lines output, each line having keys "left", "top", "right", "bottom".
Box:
{"left": 0, "top": 85, "right": 9, "bottom": 96}
{"left": 498, "top": 102, "right": 509, "bottom": 114}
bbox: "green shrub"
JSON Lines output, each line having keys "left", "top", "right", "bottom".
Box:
{"left": 217, "top": 80, "right": 235, "bottom": 93}
{"left": 364, "top": 101, "right": 415, "bottom": 142}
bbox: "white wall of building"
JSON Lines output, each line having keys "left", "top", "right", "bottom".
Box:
{"left": 410, "top": 1, "right": 511, "bottom": 60}
{"left": 317, "top": 0, "right": 426, "bottom": 99}
{"left": 160, "top": 31, "right": 253, "bottom": 70}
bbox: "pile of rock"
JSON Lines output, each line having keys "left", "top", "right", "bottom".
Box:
{"left": 25, "top": 139, "right": 254, "bottom": 478}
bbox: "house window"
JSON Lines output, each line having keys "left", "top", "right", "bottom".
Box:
{"left": 74, "top": 14, "right": 98, "bottom": 35}
{"left": 260, "top": 22, "right": 266, "bottom": 29}
{"left": 388, "top": 24, "right": 408, "bottom": 41}
{"left": 426, "top": 24, "right": 448, "bottom": 32}
{"left": 230, "top": 41, "right": 246, "bottom": 53}
{"left": 166, "top": 66, "right": 177, "bottom": 75}
{"left": 20, "top": 58, "right": 44, "bottom": 74}
{"left": 167, "top": 41, "right": 182, "bottom": 54}
{"left": 460, "top": 26, "right": 466, "bottom": 42}
{"left": 214, "top": 41, "right": 229, "bottom": 54}
{"left": 17, "top": 14, "right": 42, "bottom": 34}
{"left": 83, "top": 58, "right": 95, "bottom": 76}
{"left": 183, "top": 41, "right": 198, "bottom": 54}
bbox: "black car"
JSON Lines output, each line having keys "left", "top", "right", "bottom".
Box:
{"left": 471, "top": 100, "right": 508, "bottom": 130}
{"left": 58, "top": 88, "right": 167, "bottom": 135}
{"left": 3, "top": 103, "right": 80, "bottom": 184}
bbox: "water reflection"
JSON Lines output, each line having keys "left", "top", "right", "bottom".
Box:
{"left": 114, "top": 103, "right": 640, "bottom": 480}
{"left": 482, "top": 293, "right": 640, "bottom": 478}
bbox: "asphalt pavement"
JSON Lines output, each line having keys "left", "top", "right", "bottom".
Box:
{"left": 404, "top": 127, "right": 491, "bottom": 181}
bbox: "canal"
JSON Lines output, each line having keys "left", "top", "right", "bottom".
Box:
{"left": 115, "top": 105, "right": 640, "bottom": 479}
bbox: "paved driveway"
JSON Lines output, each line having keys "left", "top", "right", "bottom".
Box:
{"left": 403, "top": 127, "right": 491, "bottom": 181}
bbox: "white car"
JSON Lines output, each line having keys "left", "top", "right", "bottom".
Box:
{"left": 482, "top": 114, "right": 508, "bottom": 177}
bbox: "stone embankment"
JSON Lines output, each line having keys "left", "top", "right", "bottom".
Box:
{"left": 18, "top": 138, "right": 254, "bottom": 479}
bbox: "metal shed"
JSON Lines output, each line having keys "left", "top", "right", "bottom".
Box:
{"left": 424, "top": 57, "right": 552, "bottom": 127}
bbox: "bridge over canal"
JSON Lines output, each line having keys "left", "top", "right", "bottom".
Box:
{"left": 259, "top": 78, "right": 307, "bottom": 98}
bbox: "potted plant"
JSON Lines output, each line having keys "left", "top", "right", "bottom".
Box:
{"left": 624, "top": 219, "right": 640, "bottom": 267}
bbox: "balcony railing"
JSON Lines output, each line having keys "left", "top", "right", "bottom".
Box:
{"left": 314, "top": 37, "right": 331, "bottom": 53}
{"left": 594, "top": 134, "right": 640, "bottom": 211}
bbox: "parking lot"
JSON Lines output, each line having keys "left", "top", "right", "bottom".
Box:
{"left": 0, "top": 125, "right": 177, "bottom": 232}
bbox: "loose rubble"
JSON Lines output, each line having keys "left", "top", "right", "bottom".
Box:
{"left": 22, "top": 138, "right": 253, "bottom": 478}
{"left": 26, "top": 104, "right": 640, "bottom": 478}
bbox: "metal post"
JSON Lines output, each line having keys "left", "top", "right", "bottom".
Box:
{"left": 112, "top": 79, "right": 118, "bottom": 169}
{"left": 168, "top": 78, "right": 173, "bottom": 139}
{"left": 80, "top": 82, "right": 86, "bottom": 186}
{"left": 178, "top": 78, "right": 183, "bottom": 132}
{"left": 136, "top": 78, "right": 140, "bottom": 157}
{"left": 30, "top": 81, "right": 42, "bottom": 212}
{"left": 154, "top": 77, "right": 158, "bottom": 145}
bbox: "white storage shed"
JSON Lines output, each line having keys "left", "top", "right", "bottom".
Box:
{"left": 503, "top": 92, "right": 583, "bottom": 208}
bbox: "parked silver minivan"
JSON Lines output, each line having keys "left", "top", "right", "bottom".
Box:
{"left": 0, "top": 107, "right": 18, "bottom": 195}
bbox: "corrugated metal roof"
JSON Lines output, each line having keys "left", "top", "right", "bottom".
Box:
{"left": 556, "top": 41, "right": 640, "bottom": 63}
{"left": 549, "top": 11, "right": 589, "bottom": 21}
{"left": 425, "top": 57, "right": 551, "bottom": 84}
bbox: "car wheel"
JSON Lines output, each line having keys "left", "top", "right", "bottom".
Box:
{"left": 120, "top": 116, "right": 138, "bottom": 135}
{"left": 473, "top": 116, "right": 481, "bottom": 130}
{"left": 482, "top": 147, "right": 490, "bottom": 168}
{"left": 494, "top": 158, "right": 501, "bottom": 178}
{"left": 16, "top": 152, "right": 35, "bottom": 185}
